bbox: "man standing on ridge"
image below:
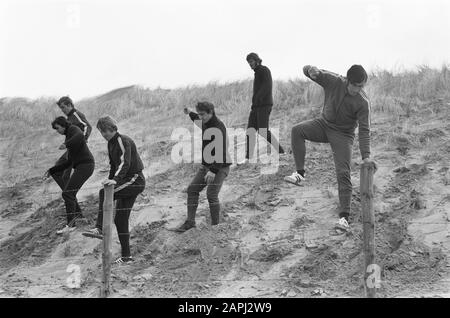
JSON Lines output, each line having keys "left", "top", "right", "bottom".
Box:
{"left": 57, "top": 96, "right": 92, "bottom": 141}
{"left": 284, "top": 64, "right": 376, "bottom": 232}
{"left": 238, "top": 52, "right": 285, "bottom": 165}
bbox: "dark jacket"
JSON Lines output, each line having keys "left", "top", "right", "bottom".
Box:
{"left": 49, "top": 125, "right": 94, "bottom": 174}
{"left": 67, "top": 108, "right": 92, "bottom": 140}
{"left": 108, "top": 132, "right": 144, "bottom": 185}
{"left": 188, "top": 112, "right": 232, "bottom": 173}
{"left": 303, "top": 65, "right": 371, "bottom": 159}
{"left": 252, "top": 64, "right": 273, "bottom": 108}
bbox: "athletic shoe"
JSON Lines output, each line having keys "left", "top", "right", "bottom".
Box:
{"left": 174, "top": 220, "right": 196, "bottom": 233}
{"left": 236, "top": 158, "right": 249, "bottom": 166}
{"left": 278, "top": 153, "right": 289, "bottom": 161}
{"left": 114, "top": 256, "right": 134, "bottom": 264}
{"left": 334, "top": 217, "right": 350, "bottom": 232}
{"left": 283, "top": 171, "right": 305, "bottom": 186}
{"left": 82, "top": 228, "right": 103, "bottom": 239}
{"left": 56, "top": 225, "right": 76, "bottom": 235}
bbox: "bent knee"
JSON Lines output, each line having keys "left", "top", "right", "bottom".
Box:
{"left": 292, "top": 125, "right": 306, "bottom": 138}
{"left": 336, "top": 170, "right": 352, "bottom": 183}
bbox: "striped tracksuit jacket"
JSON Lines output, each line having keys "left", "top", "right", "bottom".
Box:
{"left": 48, "top": 125, "right": 95, "bottom": 225}
{"left": 51, "top": 108, "right": 93, "bottom": 214}
{"left": 96, "top": 132, "right": 145, "bottom": 257}
{"left": 67, "top": 108, "right": 92, "bottom": 141}
{"left": 53, "top": 108, "right": 92, "bottom": 175}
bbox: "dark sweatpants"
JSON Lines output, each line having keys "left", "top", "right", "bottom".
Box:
{"left": 187, "top": 165, "right": 230, "bottom": 225}
{"left": 246, "top": 106, "right": 284, "bottom": 159}
{"left": 291, "top": 118, "right": 354, "bottom": 219}
{"left": 51, "top": 152, "right": 82, "bottom": 215}
{"left": 96, "top": 173, "right": 145, "bottom": 257}
{"left": 61, "top": 162, "right": 95, "bottom": 226}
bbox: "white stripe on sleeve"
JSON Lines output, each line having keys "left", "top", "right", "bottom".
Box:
{"left": 359, "top": 90, "right": 371, "bottom": 128}
{"left": 73, "top": 112, "right": 88, "bottom": 137}
{"left": 114, "top": 174, "right": 138, "bottom": 193}
{"left": 114, "top": 136, "right": 125, "bottom": 177}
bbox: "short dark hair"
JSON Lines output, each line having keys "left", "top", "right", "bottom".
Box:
{"left": 347, "top": 65, "right": 368, "bottom": 84}
{"left": 56, "top": 96, "right": 74, "bottom": 108}
{"left": 246, "top": 52, "right": 262, "bottom": 64}
{"left": 97, "top": 116, "right": 118, "bottom": 132}
{"left": 51, "top": 116, "right": 70, "bottom": 130}
{"left": 195, "top": 101, "right": 215, "bottom": 114}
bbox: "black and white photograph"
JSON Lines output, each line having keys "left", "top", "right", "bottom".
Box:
{"left": 0, "top": 0, "right": 449, "bottom": 302}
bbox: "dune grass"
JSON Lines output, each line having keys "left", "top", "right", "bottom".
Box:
{"left": 1, "top": 64, "right": 449, "bottom": 186}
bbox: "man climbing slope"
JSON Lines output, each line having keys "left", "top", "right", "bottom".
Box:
{"left": 284, "top": 64, "right": 376, "bottom": 232}
{"left": 83, "top": 116, "right": 145, "bottom": 264}
{"left": 50, "top": 96, "right": 93, "bottom": 220}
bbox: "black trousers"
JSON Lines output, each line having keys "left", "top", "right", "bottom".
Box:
{"left": 61, "top": 162, "right": 95, "bottom": 225}
{"left": 51, "top": 152, "right": 82, "bottom": 215}
{"left": 96, "top": 173, "right": 145, "bottom": 257}
{"left": 187, "top": 165, "right": 230, "bottom": 225}
{"left": 246, "top": 106, "right": 284, "bottom": 159}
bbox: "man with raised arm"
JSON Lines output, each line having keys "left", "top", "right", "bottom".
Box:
{"left": 175, "top": 102, "right": 232, "bottom": 232}
{"left": 284, "top": 64, "right": 375, "bottom": 232}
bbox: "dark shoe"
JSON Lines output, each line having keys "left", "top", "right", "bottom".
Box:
{"left": 174, "top": 221, "right": 196, "bottom": 233}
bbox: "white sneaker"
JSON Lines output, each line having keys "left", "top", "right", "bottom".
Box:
{"left": 283, "top": 171, "right": 305, "bottom": 186}
{"left": 334, "top": 217, "right": 350, "bottom": 232}
{"left": 236, "top": 158, "right": 249, "bottom": 166}
{"left": 56, "top": 225, "right": 76, "bottom": 235}
{"left": 114, "top": 256, "right": 134, "bottom": 264}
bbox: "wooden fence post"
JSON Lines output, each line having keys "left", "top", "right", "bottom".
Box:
{"left": 100, "top": 183, "right": 114, "bottom": 298}
{"left": 360, "top": 162, "right": 377, "bottom": 298}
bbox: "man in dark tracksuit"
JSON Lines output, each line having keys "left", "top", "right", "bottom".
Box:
{"left": 83, "top": 116, "right": 145, "bottom": 264}
{"left": 45, "top": 117, "right": 95, "bottom": 235}
{"left": 239, "top": 52, "right": 284, "bottom": 164}
{"left": 52, "top": 96, "right": 92, "bottom": 219}
{"left": 284, "top": 65, "right": 374, "bottom": 232}
{"left": 176, "top": 102, "right": 232, "bottom": 232}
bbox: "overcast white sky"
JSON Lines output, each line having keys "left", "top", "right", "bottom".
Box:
{"left": 1, "top": 0, "right": 449, "bottom": 100}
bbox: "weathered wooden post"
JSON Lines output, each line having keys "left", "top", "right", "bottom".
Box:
{"left": 360, "top": 161, "right": 377, "bottom": 298}
{"left": 100, "top": 183, "right": 114, "bottom": 298}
